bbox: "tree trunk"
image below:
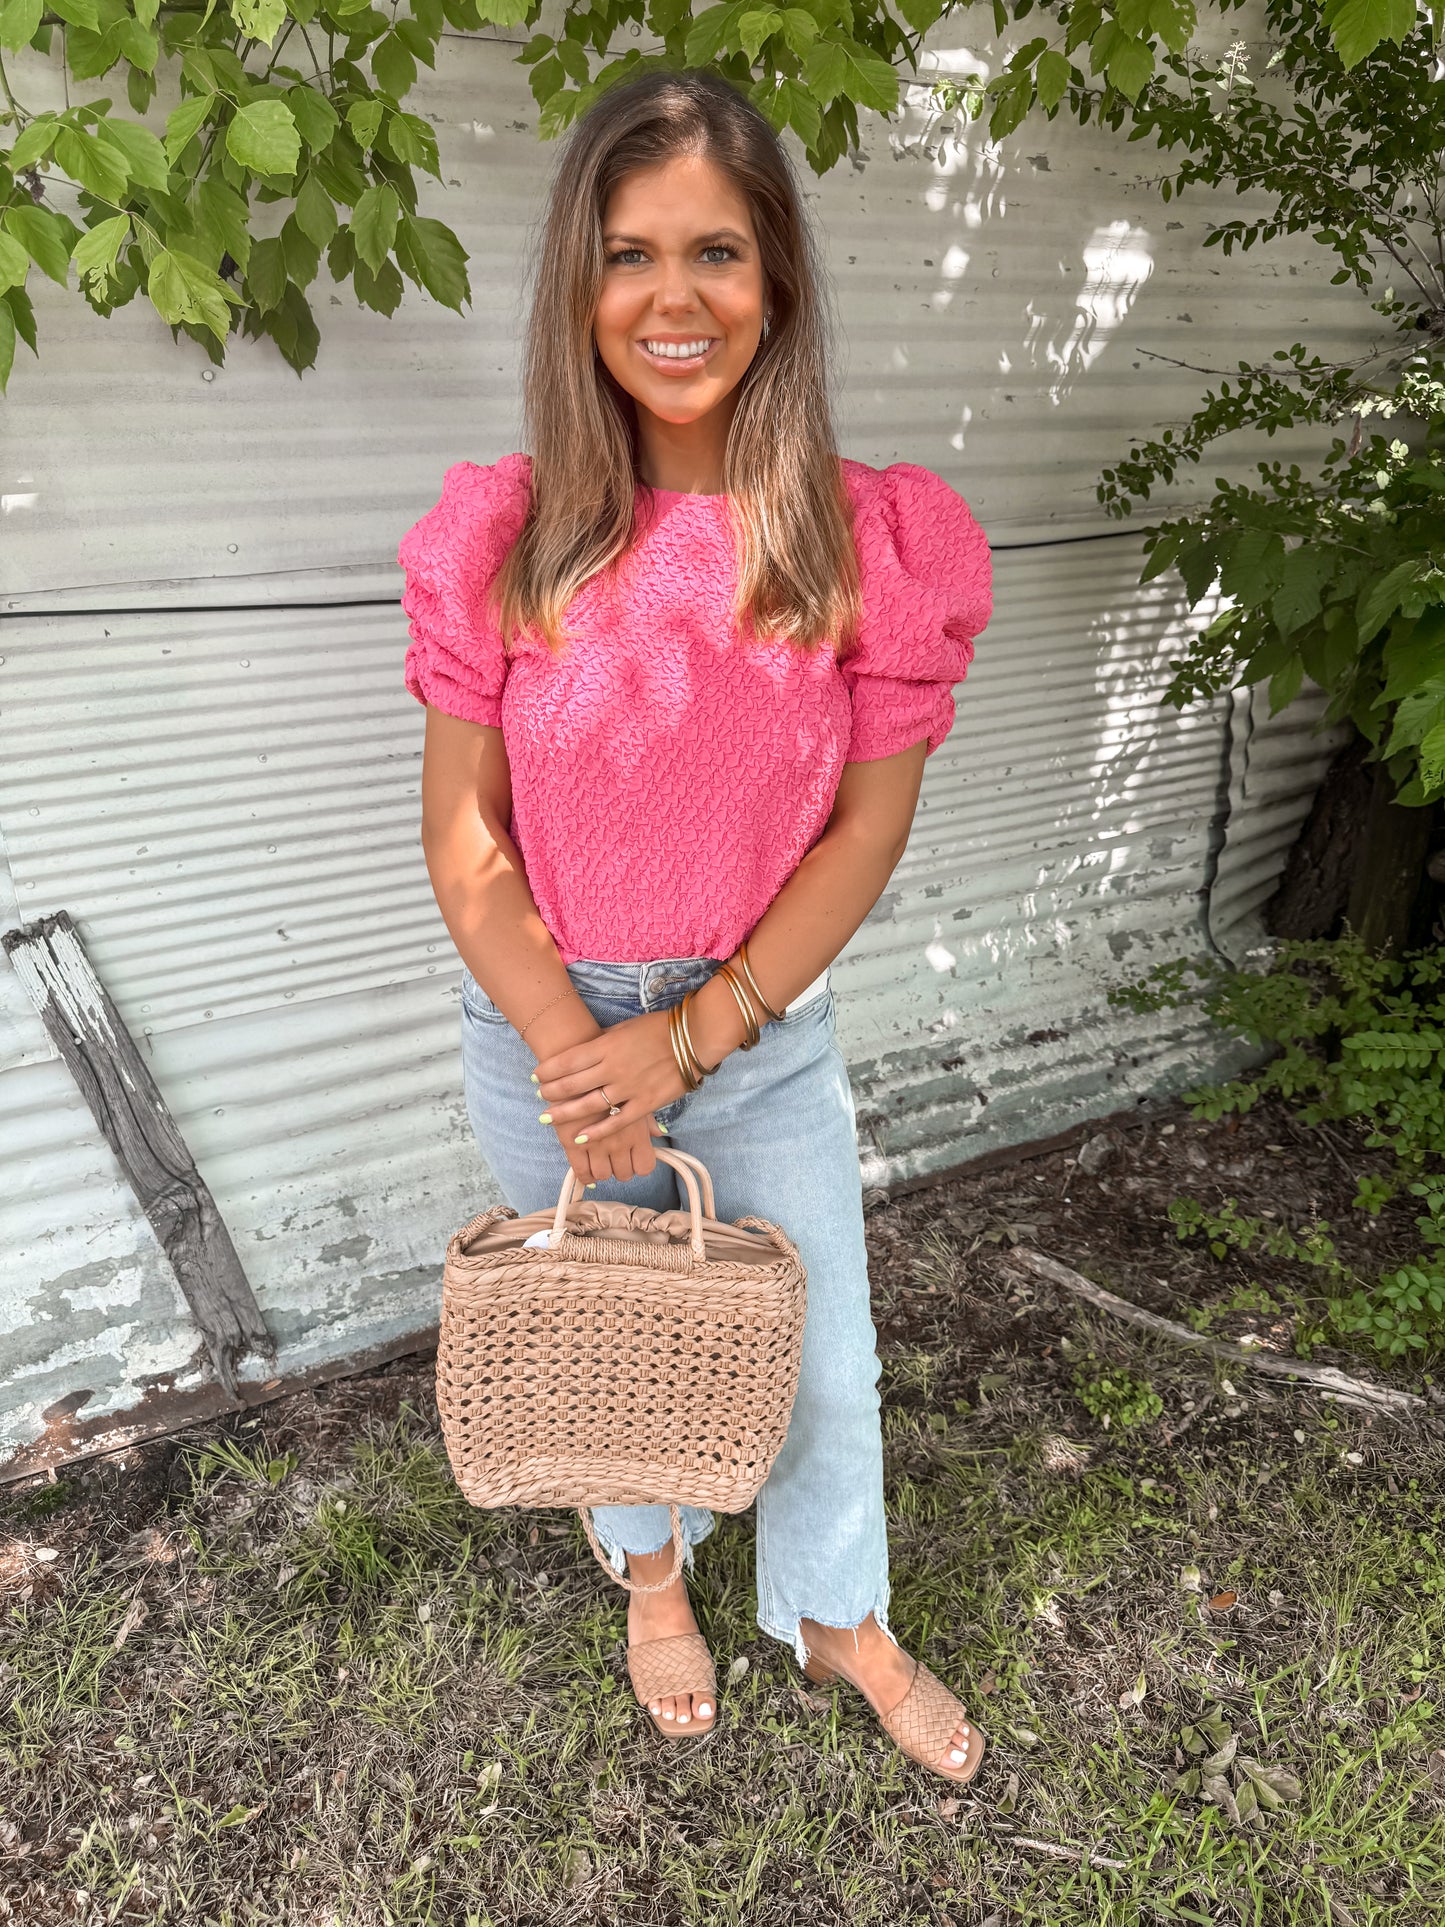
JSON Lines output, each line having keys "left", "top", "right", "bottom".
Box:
{"left": 1265, "top": 732, "right": 1439, "bottom": 952}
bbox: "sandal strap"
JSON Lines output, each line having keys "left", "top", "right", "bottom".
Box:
{"left": 627, "top": 1632, "right": 716, "bottom": 1705}
{"left": 878, "top": 1660, "right": 970, "bottom": 1767}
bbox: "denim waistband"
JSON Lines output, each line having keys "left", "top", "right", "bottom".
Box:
{"left": 565, "top": 954, "right": 830, "bottom": 1016}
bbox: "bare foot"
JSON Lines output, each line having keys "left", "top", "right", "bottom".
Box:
{"left": 799, "top": 1612, "right": 981, "bottom": 1780}
{"left": 626, "top": 1544, "right": 716, "bottom": 1734}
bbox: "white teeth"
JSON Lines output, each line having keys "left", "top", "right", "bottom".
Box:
{"left": 641, "top": 340, "right": 714, "bottom": 359}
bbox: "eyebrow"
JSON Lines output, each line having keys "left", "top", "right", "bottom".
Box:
{"left": 602, "top": 228, "right": 751, "bottom": 248}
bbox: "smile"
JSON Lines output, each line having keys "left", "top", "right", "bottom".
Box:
{"left": 636, "top": 338, "right": 720, "bottom": 371}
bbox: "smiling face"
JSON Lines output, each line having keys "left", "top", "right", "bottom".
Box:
{"left": 593, "top": 152, "right": 768, "bottom": 478}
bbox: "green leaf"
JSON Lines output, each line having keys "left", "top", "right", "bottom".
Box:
{"left": 1357, "top": 559, "right": 1424, "bottom": 648}
{"left": 372, "top": 30, "right": 417, "bottom": 97}
{"left": 0, "top": 298, "right": 14, "bottom": 393}
{"left": 0, "top": 0, "right": 42, "bottom": 52}
{"left": 737, "top": 6, "right": 783, "bottom": 57}
{"left": 193, "top": 178, "right": 253, "bottom": 274}
{"left": 1383, "top": 683, "right": 1445, "bottom": 759}
{"left": 682, "top": 0, "right": 740, "bottom": 63}
{"left": 1105, "top": 33, "right": 1154, "bottom": 99}
{"left": 1382, "top": 607, "right": 1445, "bottom": 704}
{"left": 1322, "top": 0, "right": 1415, "bottom": 68}
{"left": 0, "top": 229, "right": 28, "bottom": 293}
{"left": 352, "top": 251, "right": 403, "bottom": 314}
{"left": 346, "top": 98, "right": 385, "bottom": 151}
{"left": 147, "top": 245, "right": 238, "bottom": 343}
{"left": 165, "top": 93, "right": 216, "bottom": 163}
{"left": 395, "top": 211, "right": 468, "bottom": 308}
{"left": 1219, "top": 528, "right": 1286, "bottom": 608}
{"left": 1268, "top": 654, "right": 1304, "bottom": 715}
{"left": 3, "top": 204, "right": 79, "bottom": 287}
{"left": 774, "top": 75, "right": 821, "bottom": 147}
{"left": 802, "top": 37, "right": 899, "bottom": 113}
{"left": 1419, "top": 720, "right": 1445, "bottom": 796}
{"left": 226, "top": 99, "right": 301, "bottom": 178}
{"left": 1270, "top": 546, "right": 1335, "bottom": 639}
{"left": 47, "top": 0, "right": 99, "bottom": 26}
{"left": 113, "top": 17, "right": 158, "bottom": 70}
{"left": 72, "top": 212, "right": 130, "bottom": 294}
{"left": 7, "top": 115, "right": 59, "bottom": 170}
{"left": 1035, "top": 49, "right": 1069, "bottom": 111}
{"left": 294, "top": 171, "right": 338, "bottom": 247}
{"left": 1148, "top": 0, "right": 1195, "bottom": 52}
{"left": 93, "top": 116, "right": 171, "bottom": 192}
{"left": 234, "top": 0, "right": 287, "bottom": 43}
{"left": 246, "top": 234, "right": 287, "bottom": 312}
{"left": 350, "top": 180, "right": 400, "bottom": 272}
{"left": 288, "top": 85, "right": 341, "bottom": 152}
{"left": 54, "top": 124, "right": 132, "bottom": 202}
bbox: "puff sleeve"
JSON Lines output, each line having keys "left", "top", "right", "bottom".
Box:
{"left": 840, "top": 461, "right": 992, "bottom": 761}
{"left": 397, "top": 453, "right": 533, "bottom": 727}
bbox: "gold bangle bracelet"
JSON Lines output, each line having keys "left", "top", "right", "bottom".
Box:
{"left": 736, "top": 941, "right": 785, "bottom": 1024}
{"left": 677, "top": 989, "right": 718, "bottom": 1081}
{"left": 668, "top": 1002, "right": 703, "bottom": 1091}
{"left": 713, "top": 963, "right": 761, "bottom": 1049}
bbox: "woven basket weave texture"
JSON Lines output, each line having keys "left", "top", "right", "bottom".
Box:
{"left": 436, "top": 1148, "right": 808, "bottom": 1516}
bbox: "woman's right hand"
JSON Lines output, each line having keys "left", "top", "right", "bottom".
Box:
{"left": 554, "top": 1102, "right": 665, "bottom": 1187}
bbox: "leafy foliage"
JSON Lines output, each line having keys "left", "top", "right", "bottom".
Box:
{"left": 0, "top": 0, "right": 503, "bottom": 380}
{"left": 1112, "top": 936, "right": 1445, "bottom": 1359}
{"left": 0, "top": 0, "right": 1427, "bottom": 384}
{"left": 1091, "top": 0, "right": 1445, "bottom": 803}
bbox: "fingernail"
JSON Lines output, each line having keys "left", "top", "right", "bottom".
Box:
{"left": 586, "top": 1182, "right": 596, "bottom": 1189}
{"left": 538, "top": 1112, "right": 552, "bottom": 1123}
{"left": 530, "top": 1072, "right": 538, "bottom": 1082}
{"left": 574, "top": 1133, "right": 588, "bottom": 1144}
{"left": 657, "top": 1122, "right": 670, "bottom": 1134}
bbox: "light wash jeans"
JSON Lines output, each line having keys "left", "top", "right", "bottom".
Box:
{"left": 457, "top": 951, "right": 898, "bottom": 1668}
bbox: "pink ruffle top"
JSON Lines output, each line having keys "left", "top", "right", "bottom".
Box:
{"left": 398, "top": 453, "right": 992, "bottom": 965}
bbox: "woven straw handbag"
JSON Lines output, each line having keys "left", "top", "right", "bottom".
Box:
{"left": 435, "top": 1146, "right": 807, "bottom": 1591}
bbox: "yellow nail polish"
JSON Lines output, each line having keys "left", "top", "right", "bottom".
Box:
{"left": 574, "top": 1133, "right": 588, "bottom": 1144}
{"left": 538, "top": 1112, "right": 552, "bottom": 1123}
{"left": 586, "top": 1182, "right": 596, "bottom": 1189}
{"left": 530, "top": 1072, "right": 539, "bottom": 1083}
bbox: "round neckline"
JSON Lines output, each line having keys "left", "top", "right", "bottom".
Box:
{"left": 636, "top": 479, "right": 726, "bottom": 502}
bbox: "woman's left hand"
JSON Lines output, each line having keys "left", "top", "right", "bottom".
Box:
{"left": 532, "top": 1010, "right": 689, "bottom": 1150}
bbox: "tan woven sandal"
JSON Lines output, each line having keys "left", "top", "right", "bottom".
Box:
{"left": 627, "top": 1630, "right": 718, "bottom": 1741}
{"left": 802, "top": 1652, "right": 986, "bottom": 1783}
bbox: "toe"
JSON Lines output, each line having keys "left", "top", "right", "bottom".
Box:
{"left": 939, "top": 1719, "right": 977, "bottom": 1775}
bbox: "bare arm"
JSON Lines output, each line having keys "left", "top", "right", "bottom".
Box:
{"left": 418, "top": 706, "right": 605, "bottom": 1069}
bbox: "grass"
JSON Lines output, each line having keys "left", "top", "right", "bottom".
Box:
{"left": 3, "top": 1112, "right": 1444, "bottom": 1924}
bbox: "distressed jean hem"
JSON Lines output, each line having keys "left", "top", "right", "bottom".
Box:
{"left": 585, "top": 1509, "right": 715, "bottom": 1580}
{"left": 757, "top": 1580, "right": 898, "bottom": 1672}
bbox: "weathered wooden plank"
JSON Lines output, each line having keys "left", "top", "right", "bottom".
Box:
{"left": 2, "top": 910, "right": 274, "bottom": 1399}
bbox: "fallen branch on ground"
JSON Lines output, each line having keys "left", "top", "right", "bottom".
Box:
{"left": 1006, "top": 1249, "right": 1424, "bottom": 1415}
{"left": 1008, "top": 1836, "right": 1129, "bottom": 1870}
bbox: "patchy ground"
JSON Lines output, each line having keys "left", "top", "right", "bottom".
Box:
{"left": 3, "top": 1098, "right": 1443, "bottom": 1926}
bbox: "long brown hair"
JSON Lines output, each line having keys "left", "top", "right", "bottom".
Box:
{"left": 493, "top": 66, "right": 862, "bottom": 660}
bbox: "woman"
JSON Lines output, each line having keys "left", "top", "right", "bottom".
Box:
{"left": 397, "top": 67, "right": 992, "bottom": 1784}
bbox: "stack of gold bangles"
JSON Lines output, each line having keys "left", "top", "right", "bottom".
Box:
{"left": 668, "top": 939, "right": 785, "bottom": 1093}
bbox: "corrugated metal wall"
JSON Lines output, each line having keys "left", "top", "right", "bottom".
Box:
{"left": 1, "top": 22, "right": 1357, "bottom": 1467}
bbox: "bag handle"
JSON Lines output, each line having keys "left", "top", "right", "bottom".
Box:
{"left": 578, "top": 1502, "right": 685, "bottom": 1592}
{"left": 551, "top": 1146, "right": 711, "bottom": 1260}
{"left": 650, "top": 1143, "right": 717, "bottom": 1217}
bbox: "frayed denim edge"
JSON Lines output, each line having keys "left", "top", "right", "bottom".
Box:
{"left": 587, "top": 1510, "right": 716, "bottom": 1580}
{"left": 758, "top": 1576, "right": 899, "bottom": 1672}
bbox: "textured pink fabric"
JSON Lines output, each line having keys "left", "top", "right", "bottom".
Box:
{"left": 398, "top": 452, "right": 991, "bottom": 966}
